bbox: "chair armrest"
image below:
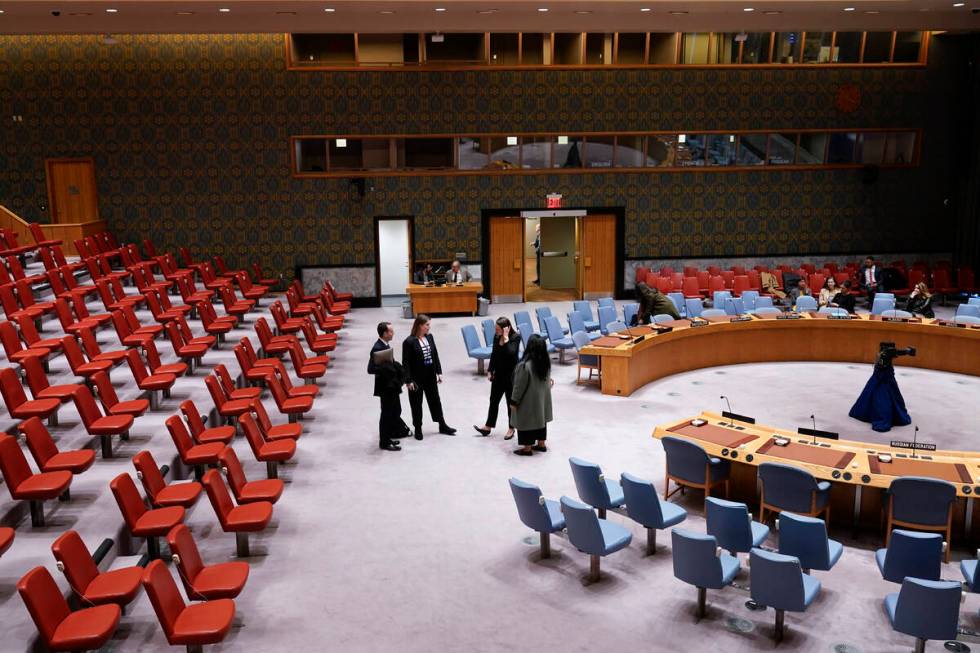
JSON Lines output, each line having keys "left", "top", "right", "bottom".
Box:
{"left": 709, "top": 457, "right": 722, "bottom": 465}
{"left": 816, "top": 481, "right": 831, "bottom": 492}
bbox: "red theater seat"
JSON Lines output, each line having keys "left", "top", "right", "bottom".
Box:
{"left": 218, "top": 446, "right": 284, "bottom": 504}
{"left": 142, "top": 559, "right": 235, "bottom": 647}
{"left": 0, "top": 435, "right": 72, "bottom": 527}
{"left": 0, "top": 366, "right": 61, "bottom": 422}
{"left": 78, "top": 326, "right": 127, "bottom": 366}
{"left": 73, "top": 385, "right": 134, "bottom": 459}
{"left": 91, "top": 371, "right": 149, "bottom": 418}
{"left": 61, "top": 334, "right": 113, "bottom": 379}
{"left": 15, "top": 313, "right": 64, "bottom": 352}
{"left": 167, "top": 524, "right": 250, "bottom": 600}
{"left": 206, "top": 376, "right": 258, "bottom": 424}
{"left": 218, "top": 285, "right": 254, "bottom": 318}
{"left": 110, "top": 473, "right": 185, "bottom": 559}
{"left": 141, "top": 338, "right": 188, "bottom": 377}
{"left": 202, "top": 468, "right": 273, "bottom": 556}
{"left": 133, "top": 450, "right": 202, "bottom": 509}
{"left": 325, "top": 279, "right": 353, "bottom": 302}
{"left": 251, "top": 262, "right": 279, "bottom": 288}
{"left": 241, "top": 412, "right": 295, "bottom": 479}
{"left": 51, "top": 530, "right": 143, "bottom": 608}
{"left": 234, "top": 338, "right": 277, "bottom": 385}
{"left": 0, "top": 320, "right": 51, "bottom": 366}
{"left": 20, "top": 417, "right": 95, "bottom": 476}
{"left": 165, "top": 415, "right": 225, "bottom": 477}
{"left": 249, "top": 400, "right": 302, "bottom": 441}
{"left": 299, "top": 317, "right": 337, "bottom": 354}
{"left": 0, "top": 527, "right": 13, "bottom": 556}
{"left": 125, "top": 349, "right": 176, "bottom": 412}
{"left": 165, "top": 321, "right": 210, "bottom": 372}
{"left": 21, "top": 355, "right": 84, "bottom": 403}
{"left": 215, "top": 363, "right": 262, "bottom": 401}
{"left": 180, "top": 400, "right": 236, "bottom": 445}
{"left": 285, "top": 340, "right": 328, "bottom": 383}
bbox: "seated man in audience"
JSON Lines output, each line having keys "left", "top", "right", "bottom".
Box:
{"left": 447, "top": 260, "right": 471, "bottom": 284}
{"left": 413, "top": 263, "right": 434, "bottom": 284}
{"left": 786, "top": 278, "right": 811, "bottom": 308}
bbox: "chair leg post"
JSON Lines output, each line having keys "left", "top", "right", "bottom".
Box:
{"left": 29, "top": 500, "right": 45, "bottom": 527}
{"left": 774, "top": 609, "right": 785, "bottom": 643}
{"left": 101, "top": 435, "right": 113, "bottom": 459}
{"left": 696, "top": 587, "right": 706, "bottom": 620}
{"left": 121, "top": 429, "right": 130, "bottom": 441}
{"left": 588, "top": 554, "right": 600, "bottom": 582}
{"left": 60, "top": 488, "right": 71, "bottom": 502}
{"left": 186, "top": 644, "right": 204, "bottom": 653}
{"left": 236, "top": 531, "right": 250, "bottom": 557}
{"left": 48, "top": 412, "right": 58, "bottom": 428}
{"left": 913, "top": 639, "right": 925, "bottom": 653}
{"left": 288, "top": 412, "right": 298, "bottom": 424}
{"left": 646, "top": 528, "right": 656, "bottom": 555}
{"left": 147, "top": 536, "right": 160, "bottom": 560}
{"left": 477, "top": 359, "right": 485, "bottom": 375}
{"left": 150, "top": 391, "right": 160, "bottom": 411}
{"left": 598, "top": 508, "right": 606, "bottom": 519}
{"left": 193, "top": 465, "right": 204, "bottom": 481}
{"left": 540, "top": 531, "right": 551, "bottom": 559}
{"left": 163, "top": 387, "right": 171, "bottom": 399}
{"left": 266, "top": 461, "right": 278, "bottom": 479}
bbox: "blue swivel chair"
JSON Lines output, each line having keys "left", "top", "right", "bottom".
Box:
{"left": 754, "top": 307, "right": 782, "bottom": 317}
{"left": 667, "top": 292, "right": 686, "bottom": 317}
{"left": 956, "top": 303, "right": 980, "bottom": 319}
{"left": 794, "top": 295, "right": 818, "bottom": 312}
{"left": 520, "top": 324, "right": 555, "bottom": 354}
{"left": 514, "top": 310, "right": 541, "bottom": 337}
{"left": 876, "top": 292, "right": 896, "bottom": 301}
{"left": 481, "top": 319, "right": 496, "bottom": 348}
{"left": 885, "top": 578, "right": 961, "bottom": 653}
{"left": 508, "top": 478, "right": 566, "bottom": 558}
{"left": 661, "top": 436, "right": 730, "bottom": 500}
{"left": 872, "top": 296, "right": 896, "bottom": 315}
{"left": 671, "top": 529, "right": 740, "bottom": 620}
{"left": 560, "top": 496, "right": 632, "bottom": 582}
{"left": 818, "top": 306, "right": 850, "bottom": 316}
{"left": 685, "top": 298, "right": 704, "bottom": 318}
{"left": 606, "top": 320, "right": 627, "bottom": 333}
{"left": 597, "top": 306, "right": 617, "bottom": 335}
{"left": 597, "top": 297, "right": 615, "bottom": 310}
{"left": 621, "top": 472, "right": 687, "bottom": 554}
{"left": 461, "top": 325, "right": 492, "bottom": 374}
{"left": 970, "top": 297, "right": 980, "bottom": 306}
{"left": 568, "top": 457, "right": 625, "bottom": 518}
{"left": 543, "top": 316, "right": 575, "bottom": 364}
{"left": 722, "top": 297, "right": 745, "bottom": 315}
{"left": 572, "top": 331, "right": 600, "bottom": 384}
{"left": 882, "top": 309, "right": 914, "bottom": 319}
{"left": 962, "top": 555, "right": 980, "bottom": 592}
{"left": 886, "top": 476, "right": 956, "bottom": 562}
{"left": 758, "top": 462, "right": 831, "bottom": 523}
{"left": 955, "top": 315, "right": 980, "bottom": 324}
{"left": 752, "top": 296, "right": 774, "bottom": 311}
{"left": 572, "top": 301, "right": 600, "bottom": 331}
{"left": 740, "top": 290, "right": 760, "bottom": 312}
{"left": 652, "top": 314, "right": 675, "bottom": 324}
{"left": 700, "top": 308, "right": 727, "bottom": 319}
{"left": 622, "top": 302, "right": 639, "bottom": 326}
{"left": 706, "top": 497, "right": 769, "bottom": 556}
{"left": 567, "top": 312, "right": 600, "bottom": 341}
{"left": 536, "top": 306, "right": 568, "bottom": 334}
{"left": 712, "top": 290, "right": 732, "bottom": 309}
{"left": 776, "top": 512, "right": 843, "bottom": 573}
{"left": 876, "top": 529, "right": 944, "bottom": 583}
{"left": 749, "top": 548, "right": 822, "bottom": 643}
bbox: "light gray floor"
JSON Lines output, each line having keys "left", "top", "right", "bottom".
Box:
{"left": 1, "top": 274, "right": 978, "bottom": 652}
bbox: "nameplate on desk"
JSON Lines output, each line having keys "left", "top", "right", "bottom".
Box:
{"left": 940, "top": 321, "right": 968, "bottom": 328}
{"left": 689, "top": 320, "right": 710, "bottom": 328}
{"left": 890, "top": 440, "right": 937, "bottom": 451}
{"left": 798, "top": 427, "right": 840, "bottom": 441}
{"left": 882, "top": 316, "right": 910, "bottom": 323}
{"left": 777, "top": 313, "right": 803, "bottom": 319}
{"left": 729, "top": 315, "right": 753, "bottom": 323}
{"left": 654, "top": 326, "right": 673, "bottom": 334}
{"left": 722, "top": 411, "right": 756, "bottom": 425}
{"left": 827, "top": 313, "right": 853, "bottom": 320}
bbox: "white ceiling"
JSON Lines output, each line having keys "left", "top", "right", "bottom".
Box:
{"left": 0, "top": 0, "right": 977, "bottom": 34}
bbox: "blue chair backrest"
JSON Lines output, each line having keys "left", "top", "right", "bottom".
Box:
{"left": 662, "top": 436, "right": 710, "bottom": 485}
{"left": 652, "top": 314, "right": 674, "bottom": 324}
{"left": 671, "top": 529, "right": 729, "bottom": 589}
{"left": 667, "top": 292, "right": 685, "bottom": 316}
{"left": 881, "top": 529, "right": 944, "bottom": 583}
{"left": 749, "top": 549, "right": 808, "bottom": 612}
{"left": 759, "top": 463, "right": 820, "bottom": 513}
{"left": 571, "top": 330, "right": 592, "bottom": 352}
{"left": 569, "top": 457, "right": 612, "bottom": 510}
{"left": 956, "top": 304, "right": 980, "bottom": 319}
{"left": 754, "top": 307, "right": 782, "bottom": 316}
{"left": 621, "top": 472, "right": 664, "bottom": 529}
{"left": 889, "top": 476, "right": 956, "bottom": 526}
{"left": 567, "top": 312, "right": 588, "bottom": 336}
{"left": 871, "top": 296, "right": 895, "bottom": 315}
{"left": 597, "top": 306, "right": 617, "bottom": 335}
{"left": 573, "top": 301, "right": 594, "bottom": 322}
{"left": 893, "top": 578, "right": 962, "bottom": 642}
{"left": 607, "top": 320, "right": 627, "bottom": 333}
{"left": 723, "top": 298, "right": 744, "bottom": 315}
{"left": 882, "top": 309, "right": 913, "bottom": 319}
{"left": 685, "top": 298, "right": 703, "bottom": 318}
{"left": 969, "top": 297, "right": 980, "bottom": 306}
{"left": 956, "top": 315, "right": 980, "bottom": 324}
{"left": 509, "top": 478, "right": 560, "bottom": 533}
{"left": 514, "top": 311, "right": 534, "bottom": 332}
{"left": 740, "top": 290, "right": 759, "bottom": 311}
{"left": 713, "top": 290, "right": 732, "bottom": 308}
{"left": 777, "top": 512, "right": 832, "bottom": 571}
{"left": 560, "top": 496, "right": 605, "bottom": 556}
{"left": 754, "top": 296, "right": 774, "bottom": 310}
{"left": 597, "top": 297, "right": 615, "bottom": 309}
{"left": 543, "top": 316, "right": 566, "bottom": 343}
{"left": 461, "top": 325, "right": 483, "bottom": 354}
{"left": 876, "top": 292, "right": 896, "bottom": 300}
{"left": 520, "top": 326, "right": 532, "bottom": 351}
{"left": 795, "top": 296, "right": 818, "bottom": 312}
{"left": 701, "top": 308, "right": 726, "bottom": 318}
{"left": 706, "top": 497, "right": 756, "bottom": 553}
{"left": 623, "top": 303, "right": 639, "bottom": 325}
{"left": 482, "top": 319, "right": 496, "bottom": 347}
{"left": 535, "top": 306, "right": 554, "bottom": 332}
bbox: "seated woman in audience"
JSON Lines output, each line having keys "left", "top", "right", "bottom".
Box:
{"left": 818, "top": 277, "right": 840, "bottom": 308}
{"left": 510, "top": 335, "right": 553, "bottom": 456}
{"left": 832, "top": 279, "right": 857, "bottom": 313}
{"left": 905, "top": 282, "right": 935, "bottom": 318}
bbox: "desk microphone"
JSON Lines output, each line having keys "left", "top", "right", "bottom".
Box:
{"left": 721, "top": 396, "right": 733, "bottom": 426}
{"left": 810, "top": 414, "right": 817, "bottom": 445}
{"left": 623, "top": 317, "right": 645, "bottom": 344}
{"left": 911, "top": 425, "right": 919, "bottom": 459}
{"left": 726, "top": 296, "right": 738, "bottom": 317}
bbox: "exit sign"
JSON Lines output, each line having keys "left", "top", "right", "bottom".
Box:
{"left": 546, "top": 193, "right": 562, "bottom": 208}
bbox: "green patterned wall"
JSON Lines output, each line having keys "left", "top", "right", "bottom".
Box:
{"left": 0, "top": 33, "right": 957, "bottom": 276}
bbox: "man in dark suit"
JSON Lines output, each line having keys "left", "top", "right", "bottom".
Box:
{"left": 368, "top": 322, "right": 403, "bottom": 451}
{"left": 860, "top": 255, "right": 883, "bottom": 307}
{"left": 413, "top": 264, "right": 434, "bottom": 284}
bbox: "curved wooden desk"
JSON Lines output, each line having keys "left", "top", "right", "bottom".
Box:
{"left": 582, "top": 314, "right": 980, "bottom": 396}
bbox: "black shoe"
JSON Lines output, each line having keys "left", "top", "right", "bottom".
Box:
{"left": 391, "top": 439, "right": 400, "bottom": 445}
{"left": 380, "top": 442, "right": 401, "bottom": 451}
{"left": 439, "top": 423, "right": 457, "bottom": 435}
{"left": 513, "top": 448, "right": 533, "bottom": 456}
{"left": 474, "top": 425, "right": 491, "bottom": 437}
{"left": 532, "top": 444, "right": 547, "bottom": 452}
{"left": 414, "top": 429, "right": 423, "bottom": 441}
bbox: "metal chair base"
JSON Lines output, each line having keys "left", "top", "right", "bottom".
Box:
{"left": 29, "top": 500, "right": 45, "bottom": 527}
{"left": 236, "top": 531, "right": 250, "bottom": 557}
{"left": 146, "top": 536, "right": 160, "bottom": 560}
{"left": 696, "top": 587, "right": 707, "bottom": 620}
{"left": 588, "top": 554, "right": 601, "bottom": 582}
{"left": 646, "top": 528, "right": 657, "bottom": 555}
{"left": 266, "top": 461, "right": 278, "bottom": 479}
{"left": 101, "top": 435, "right": 113, "bottom": 459}
{"left": 539, "top": 531, "right": 551, "bottom": 558}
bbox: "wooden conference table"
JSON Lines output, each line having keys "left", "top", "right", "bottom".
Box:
{"left": 581, "top": 312, "right": 980, "bottom": 397}
{"left": 654, "top": 412, "right": 980, "bottom": 542}
{"left": 406, "top": 282, "right": 483, "bottom": 316}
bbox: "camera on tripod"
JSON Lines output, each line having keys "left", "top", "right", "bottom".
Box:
{"left": 878, "top": 341, "right": 916, "bottom": 362}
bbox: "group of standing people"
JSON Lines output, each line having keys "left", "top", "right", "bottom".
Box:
{"left": 369, "top": 314, "right": 553, "bottom": 455}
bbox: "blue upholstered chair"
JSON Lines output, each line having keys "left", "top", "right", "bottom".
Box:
{"left": 794, "top": 295, "right": 818, "bottom": 312}
{"left": 758, "top": 462, "right": 831, "bottom": 523}
{"left": 597, "top": 306, "right": 617, "bottom": 335}
{"left": 572, "top": 331, "right": 600, "bottom": 384}
{"left": 752, "top": 296, "right": 774, "bottom": 311}
{"left": 520, "top": 323, "right": 555, "bottom": 354}
{"left": 970, "top": 297, "right": 980, "bottom": 306}
{"left": 567, "top": 312, "right": 600, "bottom": 341}
{"left": 876, "top": 529, "right": 944, "bottom": 583}
{"left": 536, "top": 306, "right": 568, "bottom": 334}
{"left": 560, "top": 496, "right": 632, "bottom": 582}
{"left": 872, "top": 296, "right": 896, "bottom": 315}
{"left": 776, "top": 512, "right": 843, "bottom": 573}
{"left": 671, "top": 529, "right": 740, "bottom": 620}
{"left": 572, "top": 301, "right": 600, "bottom": 331}
{"left": 461, "top": 325, "right": 492, "bottom": 374}
{"left": 882, "top": 309, "right": 914, "bottom": 319}
{"left": 652, "top": 313, "right": 675, "bottom": 324}
{"left": 740, "top": 290, "right": 760, "bottom": 312}
{"left": 955, "top": 315, "right": 980, "bottom": 324}
{"left": 661, "top": 436, "right": 730, "bottom": 500}
{"left": 514, "top": 310, "right": 541, "bottom": 337}
{"left": 543, "top": 316, "right": 575, "bottom": 364}
{"left": 621, "top": 472, "right": 687, "bottom": 554}
{"left": 818, "top": 306, "right": 850, "bottom": 316}
{"left": 961, "top": 556, "right": 980, "bottom": 592}
{"left": 622, "top": 302, "right": 639, "bottom": 326}
{"left": 667, "top": 292, "right": 686, "bottom": 317}
{"left": 509, "top": 478, "right": 566, "bottom": 558}
{"left": 749, "top": 548, "right": 822, "bottom": 643}
{"left": 705, "top": 497, "right": 769, "bottom": 556}
{"left": 886, "top": 476, "right": 956, "bottom": 562}
{"left": 723, "top": 297, "right": 745, "bottom": 315}
{"left": 685, "top": 298, "right": 704, "bottom": 318}
{"left": 597, "top": 297, "right": 615, "bottom": 310}
{"left": 568, "top": 457, "right": 625, "bottom": 518}
{"left": 700, "top": 308, "right": 727, "bottom": 319}
{"left": 481, "top": 319, "right": 496, "bottom": 348}
{"left": 712, "top": 290, "right": 732, "bottom": 308}
{"left": 753, "top": 307, "right": 782, "bottom": 317}
{"left": 956, "top": 303, "right": 980, "bottom": 319}
{"left": 876, "top": 292, "right": 896, "bottom": 301}
{"left": 885, "top": 578, "right": 961, "bottom": 652}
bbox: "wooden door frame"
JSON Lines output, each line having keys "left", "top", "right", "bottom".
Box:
{"left": 373, "top": 215, "right": 415, "bottom": 300}
{"left": 44, "top": 157, "right": 98, "bottom": 224}
{"left": 481, "top": 206, "right": 625, "bottom": 300}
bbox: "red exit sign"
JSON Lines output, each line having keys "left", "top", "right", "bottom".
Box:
{"left": 546, "top": 193, "right": 562, "bottom": 208}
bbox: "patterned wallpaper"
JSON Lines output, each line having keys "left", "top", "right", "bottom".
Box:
{"left": 0, "top": 33, "right": 957, "bottom": 279}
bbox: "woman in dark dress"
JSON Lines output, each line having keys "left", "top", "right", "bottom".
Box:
{"left": 402, "top": 314, "right": 456, "bottom": 440}
{"left": 510, "top": 335, "right": 554, "bottom": 456}
{"left": 474, "top": 317, "right": 521, "bottom": 439}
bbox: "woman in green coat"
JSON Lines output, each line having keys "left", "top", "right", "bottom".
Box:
{"left": 509, "top": 334, "right": 554, "bottom": 456}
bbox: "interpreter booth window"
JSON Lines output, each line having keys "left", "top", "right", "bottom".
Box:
{"left": 798, "top": 133, "right": 829, "bottom": 164}
{"left": 767, "top": 133, "right": 798, "bottom": 165}
{"left": 520, "top": 137, "right": 553, "bottom": 168}
{"left": 395, "top": 138, "right": 454, "bottom": 169}
{"left": 459, "top": 136, "right": 521, "bottom": 170}
{"left": 741, "top": 32, "right": 772, "bottom": 64}
{"left": 802, "top": 32, "right": 834, "bottom": 63}
{"left": 327, "top": 138, "right": 364, "bottom": 170}
{"left": 892, "top": 32, "right": 923, "bottom": 63}
{"left": 884, "top": 132, "right": 916, "bottom": 164}
{"left": 706, "top": 135, "right": 737, "bottom": 166}
{"left": 680, "top": 33, "right": 711, "bottom": 64}
{"left": 584, "top": 33, "right": 613, "bottom": 65}
{"left": 552, "top": 136, "right": 584, "bottom": 168}
{"left": 834, "top": 33, "right": 863, "bottom": 63}
{"left": 616, "top": 34, "right": 647, "bottom": 64}
{"left": 736, "top": 134, "right": 767, "bottom": 166}
{"left": 296, "top": 139, "right": 327, "bottom": 173}
{"left": 773, "top": 32, "right": 802, "bottom": 63}
{"left": 827, "top": 133, "right": 858, "bottom": 164}
{"left": 489, "top": 33, "right": 519, "bottom": 65}
{"left": 615, "top": 136, "right": 649, "bottom": 167}
{"left": 863, "top": 32, "right": 893, "bottom": 63}
{"left": 676, "top": 134, "right": 706, "bottom": 166}
{"left": 584, "top": 136, "right": 615, "bottom": 168}
{"left": 646, "top": 135, "right": 677, "bottom": 167}
{"left": 711, "top": 34, "right": 741, "bottom": 64}
{"left": 856, "top": 133, "right": 886, "bottom": 165}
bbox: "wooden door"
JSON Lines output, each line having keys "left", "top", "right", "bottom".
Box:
{"left": 489, "top": 216, "right": 524, "bottom": 303}
{"left": 45, "top": 158, "right": 99, "bottom": 224}
{"left": 579, "top": 214, "right": 616, "bottom": 299}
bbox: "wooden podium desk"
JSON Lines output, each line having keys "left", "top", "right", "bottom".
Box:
{"left": 654, "top": 412, "right": 980, "bottom": 542}
{"left": 582, "top": 313, "right": 980, "bottom": 397}
{"left": 406, "top": 282, "right": 483, "bottom": 316}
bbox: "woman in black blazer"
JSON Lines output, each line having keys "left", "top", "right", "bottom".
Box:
{"left": 474, "top": 317, "right": 520, "bottom": 439}
{"left": 402, "top": 314, "right": 456, "bottom": 439}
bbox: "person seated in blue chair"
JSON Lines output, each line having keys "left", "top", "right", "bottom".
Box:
{"left": 787, "top": 278, "right": 811, "bottom": 309}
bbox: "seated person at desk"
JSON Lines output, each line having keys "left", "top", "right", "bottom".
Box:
{"left": 787, "top": 278, "right": 811, "bottom": 308}
{"left": 818, "top": 277, "right": 840, "bottom": 308}
{"left": 414, "top": 263, "right": 435, "bottom": 284}
{"left": 832, "top": 279, "right": 857, "bottom": 313}
{"left": 633, "top": 282, "right": 680, "bottom": 325}
{"left": 447, "top": 260, "right": 472, "bottom": 284}
{"left": 905, "top": 282, "right": 935, "bottom": 318}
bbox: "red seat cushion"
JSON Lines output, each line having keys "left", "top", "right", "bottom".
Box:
{"left": 0, "top": 527, "right": 14, "bottom": 556}
{"left": 171, "top": 598, "right": 235, "bottom": 645}
{"left": 229, "top": 388, "right": 262, "bottom": 401}
{"left": 44, "top": 450, "right": 96, "bottom": 474}
{"left": 132, "top": 506, "right": 185, "bottom": 536}
{"left": 286, "top": 386, "right": 319, "bottom": 398}
{"left": 140, "top": 373, "right": 176, "bottom": 391}
{"left": 38, "top": 384, "right": 85, "bottom": 401}
{"left": 83, "top": 566, "right": 144, "bottom": 605}
{"left": 88, "top": 414, "right": 134, "bottom": 435}
{"left": 280, "top": 397, "right": 313, "bottom": 413}
{"left": 258, "top": 439, "right": 296, "bottom": 461}
{"left": 154, "top": 482, "right": 203, "bottom": 508}
{"left": 77, "top": 360, "right": 114, "bottom": 375}
{"left": 50, "top": 603, "right": 121, "bottom": 650}
{"left": 176, "top": 344, "right": 209, "bottom": 357}
{"left": 154, "top": 364, "right": 187, "bottom": 377}
{"left": 220, "top": 398, "right": 257, "bottom": 416}
{"left": 13, "top": 470, "right": 72, "bottom": 499}
{"left": 109, "top": 399, "right": 150, "bottom": 417}
{"left": 184, "top": 442, "right": 225, "bottom": 465}
{"left": 191, "top": 562, "right": 250, "bottom": 600}
{"left": 226, "top": 502, "right": 273, "bottom": 531}
{"left": 239, "top": 479, "right": 284, "bottom": 504}
{"left": 11, "top": 397, "right": 61, "bottom": 418}
{"left": 196, "top": 426, "right": 236, "bottom": 444}
{"left": 266, "top": 423, "right": 302, "bottom": 440}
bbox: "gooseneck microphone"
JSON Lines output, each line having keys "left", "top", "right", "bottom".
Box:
{"left": 912, "top": 425, "right": 919, "bottom": 459}
{"left": 726, "top": 296, "right": 738, "bottom": 317}
{"left": 810, "top": 414, "right": 817, "bottom": 445}
{"left": 721, "top": 395, "right": 733, "bottom": 426}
